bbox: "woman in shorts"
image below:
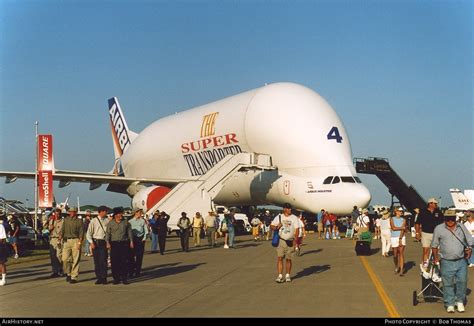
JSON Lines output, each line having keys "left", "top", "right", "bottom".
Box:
{"left": 390, "top": 207, "right": 407, "bottom": 276}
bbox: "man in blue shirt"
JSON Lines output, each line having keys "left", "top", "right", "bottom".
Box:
{"left": 128, "top": 208, "right": 148, "bottom": 277}
{"left": 432, "top": 215, "right": 473, "bottom": 313}
{"left": 316, "top": 209, "right": 325, "bottom": 239}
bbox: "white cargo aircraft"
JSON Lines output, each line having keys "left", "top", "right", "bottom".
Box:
{"left": 1, "top": 82, "right": 371, "bottom": 215}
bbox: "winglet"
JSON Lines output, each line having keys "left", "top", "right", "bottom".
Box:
{"left": 108, "top": 97, "right": 138, "bottom": 159}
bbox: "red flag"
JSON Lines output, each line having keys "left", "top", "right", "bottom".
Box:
{"left": 38, "top": 134, "right": 53, "bottom": 171}
{"left": 38, "top": 170, "right": 53, "bottom": 208}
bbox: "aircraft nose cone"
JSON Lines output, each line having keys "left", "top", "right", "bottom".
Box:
{"left": 354, "top": 184, "right": 372, "bottom": 208}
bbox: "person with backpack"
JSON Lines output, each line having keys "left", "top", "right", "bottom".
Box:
{"left": 271, "top": 203, "right": 299, "bottom": 283}
{"left": 221, "top": 209, "right": 237, "bottom": 249}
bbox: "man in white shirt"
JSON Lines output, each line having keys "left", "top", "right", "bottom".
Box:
{"left": 271, "top": 203, "right": 299, "bottom": 283}
{"left": 0, "top": 220, "right": 7, "bottom": 286}
{"left": 356, "top": 209, "right": 371, "bottom": 235}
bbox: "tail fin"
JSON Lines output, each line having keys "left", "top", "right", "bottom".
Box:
{"left": 108, "top": 97, "right": 138, "bottom": 160}
{"left": 449, "top": 188, "right": 474, "bottom": 211}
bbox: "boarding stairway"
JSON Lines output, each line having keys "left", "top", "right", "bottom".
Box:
{"left": 146, "top": 152, "right": 276, "bottom": 230}
{"left": 354, "top": 157, "right": 426, "bottom": 213}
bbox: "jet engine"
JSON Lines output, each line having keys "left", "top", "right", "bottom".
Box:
{"left": 131, "top": 186, "right": 171, "bottom": 212}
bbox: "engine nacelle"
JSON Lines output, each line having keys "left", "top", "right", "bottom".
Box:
{"left": 131, "top": 186, "right": 171, "bottom": 212}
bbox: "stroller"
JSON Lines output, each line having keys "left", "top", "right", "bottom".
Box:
{"left": 412, "top": 253, "right": 443, "bottom": 306}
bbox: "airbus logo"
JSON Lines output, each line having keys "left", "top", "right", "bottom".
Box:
{"left": 109, "top": 103, "right": 131, "bottom": 154}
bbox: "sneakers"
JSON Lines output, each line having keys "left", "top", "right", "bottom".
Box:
{"left": 223, "top": 244, "right": 229, "bottom": 249}
{"left": 285, "top": 274, "right": 291, "bottom": 282}
{"left": 0, "top": 279, "right": 6, "bottom": 286}
{"left": 469, "top": 263, "right": 474, "bottom": 268}
{"left": 446, "top": 306, "right": 455, "bottom": 313}
{"left": 456, "top": 302, "right": 465, "bottom": 313}
{"left": 275, "top": 274, "right": 284, "bottom": 283}
{"left": 14, "top": 254, "right": 19, "bottom": 259}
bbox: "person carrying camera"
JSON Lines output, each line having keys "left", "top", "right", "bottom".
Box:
{"left": 431, "top": 214, "right": 473, "bottom": 313}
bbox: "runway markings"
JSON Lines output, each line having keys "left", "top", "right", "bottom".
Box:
{"left": 359, "top": 256, "right": 401, "bottom": 317}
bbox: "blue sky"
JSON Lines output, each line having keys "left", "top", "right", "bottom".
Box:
{"left": 0, "top": 0, "right": 472, "bottom": 209}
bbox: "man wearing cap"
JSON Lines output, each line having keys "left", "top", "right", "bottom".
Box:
{"left": 128, "top": 208, "right": 148, "bottom": 276}
{"left": 204, "top": 211, "right": 218, "bottom": 247}
{"left": 86, "top": 205, "right": 110, "bottom": 284}
{"left": 149, "top": 211, "right": 160, "bottom": 253}
{"left": 7, "top": 215, "right": 20, "bottom": 259}
{"left": 415, "top": 198, "right": 444, "bottom": 271}
{"left": 155, "top": 211, "right": 170, "bottom": 255}
{"left": 48, "top": 208, "right": 64, "bottom": 278}
{"left": 60, "top": 207, "right": 84, "bottom": 284}
{"left": 177, "top": 212, "right": 191, "bottom": 252}
{"left": 271, "top": 203, "right": 300, "bottom": 283}
{"left": 355, "top": 208, "right": 370, "bottom": 236}
{"left": 192, "top": 212, "right": 204, "bottom": 247}
{"left": 432, "top": 214, "right": 473, "bottom": 313}
{"left": 263, "top": 210, "right": 272, "bottom": 241}
{"left": 106, "top": 207, "right": 133, "bottom": 285}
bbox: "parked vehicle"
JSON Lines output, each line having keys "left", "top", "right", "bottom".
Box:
{"left": 17, "top": 221, "right": 36, "bottom": 250}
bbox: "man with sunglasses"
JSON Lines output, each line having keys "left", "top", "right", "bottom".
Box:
{"left": 432, "top": 214, "right": 472, "bottom": 313}
{"left": 415, "top": 198, "right": 444, "bottom": 271}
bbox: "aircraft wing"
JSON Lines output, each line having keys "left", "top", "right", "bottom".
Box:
{"left": 0, "top": 170, "right": 183, "bottom": 191}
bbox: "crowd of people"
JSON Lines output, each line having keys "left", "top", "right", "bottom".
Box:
{"left": 0, "top": 200, "right": 473, "bottom": 314}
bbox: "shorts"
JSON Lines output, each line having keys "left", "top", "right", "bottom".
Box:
{"left": 421, "top": 232, "right": 433, "bottom": 248}
{"left": 391, "top": 236, "right": 406, "bottom": 248}
{"left": 8, "top": 236, "right": 17, "bottom": 244}
{"left": 0, "top": 242, "right": 8, "bottom": 263}
{"left": 317, "top": 222, "right": 323, "bottom": 231}
{"left": 276, "top": 238, "right": 295, "bottom": 259}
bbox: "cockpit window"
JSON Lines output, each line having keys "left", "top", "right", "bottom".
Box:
{"left": 354, "top": 177, "right": 362, "bottom": 183}
{"left": 323, "top": 176, "right": 333, "bottom": 184}
{"left": 341, "top": 176, "right": 356, "bottom": 183}
{"left": 332, "top": 176, "right": 340, "bottom": 184}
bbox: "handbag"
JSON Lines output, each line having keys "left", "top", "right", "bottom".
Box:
{"left": 271, "top": 215, "right": 281, "bottom": 247}
{"left": 220, "top": 219, "right": 228, "bottom": 232}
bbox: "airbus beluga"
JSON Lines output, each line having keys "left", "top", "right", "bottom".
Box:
{"left": 1, "top": 82, "right": 371, "bottom": 217}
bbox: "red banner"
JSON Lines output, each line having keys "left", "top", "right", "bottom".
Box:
{"left": 38, "top": 134, "right": 53, "bottom": 171}
{"left": 38, "top": 170, "right": 53, "bottom": 208}
{"left": 38, "top": 134, "right": 53, "bottom": 208}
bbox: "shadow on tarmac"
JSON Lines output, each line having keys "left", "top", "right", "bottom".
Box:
{"left": 300, "top": 248, "right": 323, "bottom": 257}
{"left": 404, "top": 261, "right": 416, "bottom": 273}
{"left": 130, "top": 262, "right": 206, "bottom": 283}
{"left": 292, "top": 264, "right": 331, "bottom": 280}
{"left": 370, "top": 248, "right": 381, "bottom": 255}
